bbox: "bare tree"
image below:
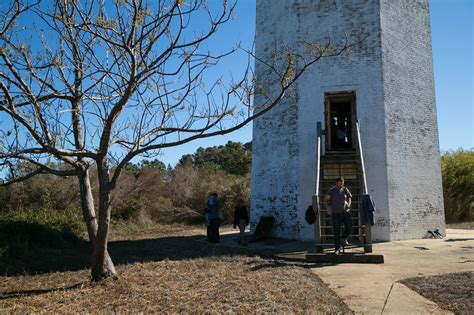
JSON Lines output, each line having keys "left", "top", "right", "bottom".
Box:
{"left": 0, "top": 0, "right": 356, "bottom": 281}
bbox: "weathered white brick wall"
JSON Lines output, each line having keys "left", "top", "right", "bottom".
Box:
{"left": 252, "top": 1, "right": 301, "bottom": 239}
{"left": 252, "top": 0, "right": 444, "bottom": 241}
{"left": 294, "top": 0, "right": 391, "bottom": 241}
{"left": 380, "top": 0, "right": 445, "bottom": 240}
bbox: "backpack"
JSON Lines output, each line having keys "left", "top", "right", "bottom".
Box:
{"left": 305, "top": 205, "right": 316, "bottom": 224}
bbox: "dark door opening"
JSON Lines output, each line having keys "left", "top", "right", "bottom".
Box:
{"left": 325, "top": 92, "right": 356, "bottom": 151}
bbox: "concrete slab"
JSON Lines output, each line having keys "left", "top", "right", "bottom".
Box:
{"left": 383, "top": 282, "right": 448, "bottom": 314}
{"left": 215, "top": 228, "right": 472, "bottom": 313}
{"left": 312, "top": 229, "right": 474, "bottom": 314}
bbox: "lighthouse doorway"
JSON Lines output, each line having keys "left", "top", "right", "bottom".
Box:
{"left": 324, "top": 92, "right": 357, "bottom": 151}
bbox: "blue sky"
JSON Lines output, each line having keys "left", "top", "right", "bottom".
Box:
{"left": 1, "top": 1, "right": 472, "bottom": 168}
{"left": 157, "top": 0, "right": 473, "bottom": 166}
{"left": 430, "top": 0, "right": 473, "bottom": 153}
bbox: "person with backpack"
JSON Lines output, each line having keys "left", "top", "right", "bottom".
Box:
{"left": 325, "top": 177, "right": 352, "bottom": 255}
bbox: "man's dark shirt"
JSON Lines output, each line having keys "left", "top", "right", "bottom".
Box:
{"left": 327, "top": 186, "right": 352, "bottom": 213}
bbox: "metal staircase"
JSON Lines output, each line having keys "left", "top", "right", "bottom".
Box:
{"left": 313, "top": 122, "right": 372, "bottom": 253}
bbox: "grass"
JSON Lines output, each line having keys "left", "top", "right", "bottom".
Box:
{"left": 0, "top": 257, "right": 350, "bottom": 313}
{"left": 401, "top": 272, "right": 474, "bottom": 315}
{"left": 1, "top": 213, "right": 472, "bottom": 313}
{"left": 0, "top": 224, "right": 353, "bottom": 313}
{"left": 0, "top": 208, "right": 87, "bottom": 275}
{"left": 446, "top": 221, "right": 474, "bottom": 230}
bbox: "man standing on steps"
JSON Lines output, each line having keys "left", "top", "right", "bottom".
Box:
{"left": 325, "top": 177, "right": 352, "bottom": 255}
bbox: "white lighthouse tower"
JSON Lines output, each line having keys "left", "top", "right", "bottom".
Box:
{"left": 251, "top": 0, "right": 445, "bottom": 242}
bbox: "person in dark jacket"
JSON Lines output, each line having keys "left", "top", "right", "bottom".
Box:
{"left": 205, "top": 192, "right": 220, "bottom": 243}
{"left": 233, "top": 198, "right": 249, "bottom": 246}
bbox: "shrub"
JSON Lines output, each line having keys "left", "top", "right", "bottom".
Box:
{"left": 0, "top": 174, "right": 79, "bottom": 212}
{"left": 148, "top": 197, "right": 202, "bottom": 224}
{"left": 0, "top": 142, "right": 253, "bottom": 229}
{"left": 0, "top": 208, "right": 85, "bottom": 260}
{"left": 441, "top": 149, "right": 474, "bottom": 223}
{"left": 166, "top": 165, "right": 250, "bottom": 224}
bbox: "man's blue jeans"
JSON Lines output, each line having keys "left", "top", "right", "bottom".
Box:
{"left": 331, "top": 212, "right": 353, "bottom": 250}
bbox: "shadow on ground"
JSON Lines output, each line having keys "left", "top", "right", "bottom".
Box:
{"left": 0, "top": 232, "right": 315, "bottom": 276}
{"left": 0, "top": 283, "right": 83, "bottom": 299}
{"left": 444, "top": 238, "right": 474, "bottom": 242}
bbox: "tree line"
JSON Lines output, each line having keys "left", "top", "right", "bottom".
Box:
{"left": 2, "top": 146, "right": 471, "bottom": 224}
{"left": 0, "top": 141, "right": 252, "bottom": 225}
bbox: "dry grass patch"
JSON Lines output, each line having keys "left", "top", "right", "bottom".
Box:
{"left": 446, "top": 221, "right": 474, "bottom": 230}
{"left": 1, "top": 225, "right": 352, "bottom": 313}
{"left": 401, "top": 272, "right": 473, "bottom": 315}
{"left": 0, "top": 256, "right": 352, "bottom": 313}
{"left": 108, "top": 221, "right": 211, "bottom": 241}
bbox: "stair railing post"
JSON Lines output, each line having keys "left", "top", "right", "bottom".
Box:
{"left": 314, "top": 122, "right": 323, "bottom": 253}
{"left": 355, "top": 120, "right": 372, "bottom": 253}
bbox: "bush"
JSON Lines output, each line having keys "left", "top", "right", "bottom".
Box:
{"left": 0, "top": 142, "right": 253, "bottom": 229}
{"left": 148, "top": 197, "right": 202, "bottom": 225}
{"left": 109, "top": 161, "right": 251, "bottom": 225}
{"left": 112, "top": 170, "right": 205, "bottom": 225}
{"left": 166, "top": 165, "right": 250, "bottom": 224}
{"left": 441, "top": 149, "right": 474, "bottom": 223}
{"left": 112, "top": 195, "right": 143, "bottom": 221}
{"left": 0, "top": 208, "right": 85, "bottom": 260}
{"left": 0, "top": 174, "right": 79, "bottom": 212}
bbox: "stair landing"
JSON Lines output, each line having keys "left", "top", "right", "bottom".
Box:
{"left": 275, "top": 251, "right": 384, "bottom": 264}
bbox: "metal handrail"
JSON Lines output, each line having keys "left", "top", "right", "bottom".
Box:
{"left": 355, "top": 120, "right": 373, "bottom": 253}
{"left": 315, "top": 122, "right": 322, "bottom": 206}
{"left": 313, "top": 122, "right": 323, "bottom": 252}
{"left": 355, "top": 120, "right": 368, "bottom": 195}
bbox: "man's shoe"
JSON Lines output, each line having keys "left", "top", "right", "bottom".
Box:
{"left": 342, "top": 238, "right": 350, "bottom": 246}
{"left": 334, "top": 249, "right": 341, "bottom": 255}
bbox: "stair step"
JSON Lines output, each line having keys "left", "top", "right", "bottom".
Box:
{"left": 322, "top": 154, "right": 359, "bottom": 162}
{"left": 317, "top": 204, "right": 363, "bottom": 207}
{"left": 321, "top": 165, "right": 359, "bottom": 168}
{"left": 322, "top": 172, "right": 359, "bottom": 174}
{"left": 320, "top": 226, "right": 364, "bottom": 229}
{"left": 317, "top": 184, "right": 362, "bottom": 186}
{"left": 322, "top": 173, "right": 358, "bottom": 176}
{"left": 321, "top": 167, "right": 358, "bottom": 170}
{"left": 320, "top": 224, "right": 362, "bottom": 227}
{"left": 320, "top": 235, "right": 366, "bottom": 238}
{"left": 322, "top": 162, "right": 358, "bottom": 164}
{"left": 318, "top": 245, "right": 370, "bottom": 248}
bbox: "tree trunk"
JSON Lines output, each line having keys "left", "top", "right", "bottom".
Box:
{"left": 78, "top": 168, "right": 117, "bottom": 281}
{"left": 78, "top": 169, "right": 98, "bottom": 242}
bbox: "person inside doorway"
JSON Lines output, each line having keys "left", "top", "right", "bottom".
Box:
{"left": 335, "top": 124, "right": 348, "bottom": 147}
{"left": 325, "top": 177, "right": 352, "bottom": 255}
{"left": 328, "top": 98, "right": 353, "bottom": 150}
